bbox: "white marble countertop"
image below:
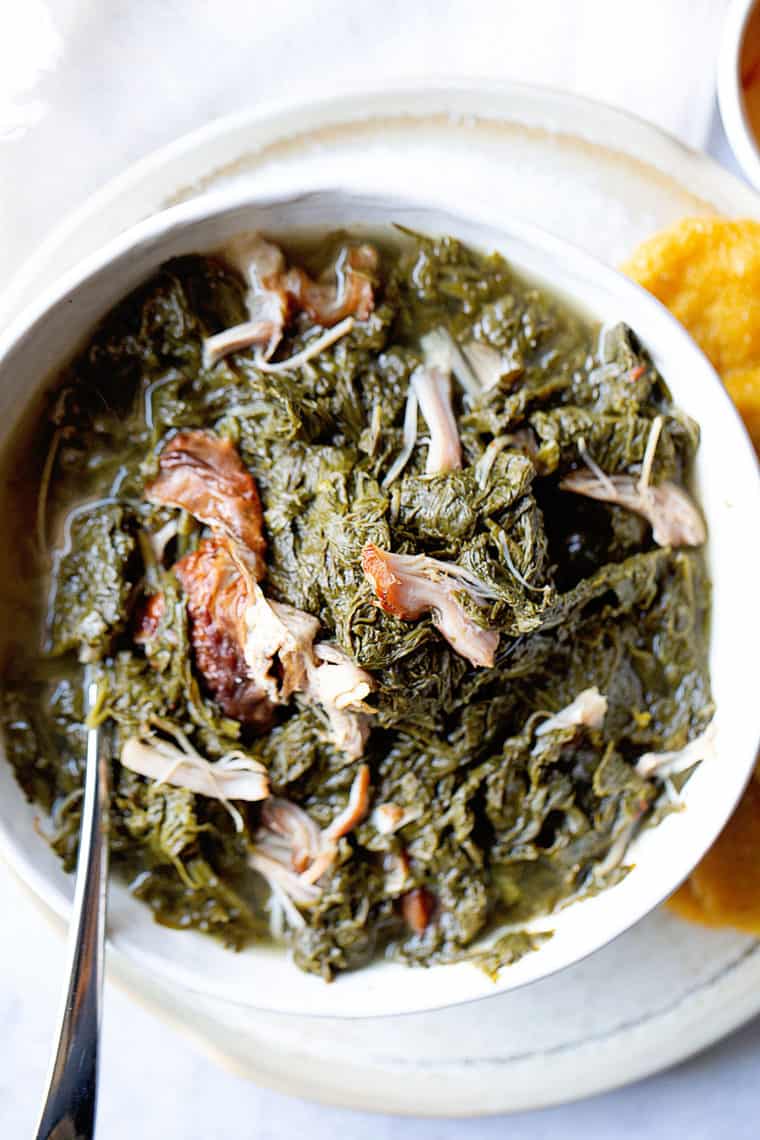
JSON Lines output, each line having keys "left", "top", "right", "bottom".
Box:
{"left": 2, "top": 2, "right": 760, "bottom": 1135}
{"left": 3, "top": 851, "right": 760, "bottom": 1139}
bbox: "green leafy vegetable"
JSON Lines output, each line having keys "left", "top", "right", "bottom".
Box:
{"left": 48, "top": 504, "right": 137, "bottom": 661}
{"left": 0, "top": 231, "right": 712, "bottom": 980}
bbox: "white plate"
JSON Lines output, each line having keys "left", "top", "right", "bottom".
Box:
{"left": 4, "top": 184, "right": 758, "bottom": 1020}
{"left": 2, "top": 81, "right": 760, "bottom": 1113}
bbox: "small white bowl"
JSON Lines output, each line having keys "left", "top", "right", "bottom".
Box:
{"left": 0, "top": 187, "right": 758, "bottom": 1019}
{"left": 719, "top": 0, "right": 760, "bottom": 187}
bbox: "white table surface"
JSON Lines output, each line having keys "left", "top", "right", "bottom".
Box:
{"left": 2, "top": 2, "right": 759, "bottom": 1135}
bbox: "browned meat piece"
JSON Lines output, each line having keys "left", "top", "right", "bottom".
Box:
{"left": 360, "top": 543, "right": 499, "bottom": 668}
{"left": 283, "top": 244, "right": 377, "bottom": 326}
{"left": 401, "top": 887, "right": 435, "bottom": 935}
{"left": 172, "top": 532, "right": 373, "bottom": 747}
{"left": 323, "top": 764, "right": 371, "bottom": 841}
{"left": 146, "top": 430, "right": 266, "bottom": 573}
{"left": 133, "top": 592, "right": 166, "bottom": 645}
{"left": 174, "top": 537, "right": 274, "bottom": 727}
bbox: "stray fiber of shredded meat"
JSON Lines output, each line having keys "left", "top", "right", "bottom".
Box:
{"left": 0, "top": 231, "right": 712, "bottom": 980}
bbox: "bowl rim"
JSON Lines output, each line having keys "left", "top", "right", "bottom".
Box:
{"left": 6, "top": 75, "right": 760, "bottom": 338}
{"left": 0, "top": 182, "right": 759, "bottom": 1018}
{"left": 718, "top": 0, "right": 760, "bottom": 187}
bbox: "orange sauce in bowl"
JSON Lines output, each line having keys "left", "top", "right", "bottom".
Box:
{"left": 623, "top": 217, "right": 760, "bottom": 931}
{"left": 742, "top": 2, "right": 760, "bottom": 153}
{"left": 668, "top": 776, "right": 760, "bottom": 933}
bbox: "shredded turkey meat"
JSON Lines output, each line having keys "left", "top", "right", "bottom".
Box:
{"left": 534, "top": 687, "right": 608, "bottom": 737}
{"left": 371, "top": 802, "right": 422, "bottom": 834}
{"left": 249, "top": 764, "right": 372, "bottom": 921}
{"left": 203, "top": 319, "right": 285, "bottom": 370}
{"left": 242, "top": 585, "right": 321, "bottom": 704}
{"left": 635, "top": 722, "right": 717, "bottom": 780}
{"left": 174, "top": 537, "right": 275, "bottom": 726}
{"left": 243, "top": 585, "right": 374, "bottom": 758}
{"left": 259, "top": 798, "right": 323, "bottom": 873}
{"left": 145, "top": 432, "right": 373, "bottom": 751}
{"left": 420, "top": 327, "right": 480, "bottom": 400}
{"left": 120, "top": 732, "right": 269, "bottom": 832}
{"left": 306, "top": 644, "right": 374, "bottom": 760}
{"left": 462, "top": 339, "right": 523, "bottom": 390}
{"left": 202, "top": 236, "right": 377, "bottom": 367}
{"left": 146, "top": 430, "right": 266, "bottom": 573}
{"left": 172, "top": 532, "right": 373, "bottom": 753}
{"left": 203, "top": 236, "right": 290, "bottom": 368}
{"left": 412, "top": 333, "right": 462, "bottom": 475}
{"left": 382, "top": 850, "right": 411, "bottom": 894}
{"left": 560, "top": 417, "right": 706, "bottom": 548}
{"left": 361, "top": 543, "right": 499, "bottom": 668}
{"left": 561, "top": 469, "right": 706, "bottom": 547}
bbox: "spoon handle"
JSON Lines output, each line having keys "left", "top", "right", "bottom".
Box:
{"left": 35, "top": 683, "right": 110, "bottom": 1140}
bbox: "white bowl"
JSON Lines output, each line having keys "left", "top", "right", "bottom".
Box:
{"left": 0, "top": 187, "right": 758, "bottom": 1019}
{"left": 718, "top": 0, "right": 760, "bottom": 187}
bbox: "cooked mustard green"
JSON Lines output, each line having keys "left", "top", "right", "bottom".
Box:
{"left": 0, "top": 231, "right": 712, "bottom": 979}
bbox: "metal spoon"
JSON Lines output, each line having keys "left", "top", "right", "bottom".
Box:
{"left": 35, "top": 680, "right": 110, "bottom": 1140}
